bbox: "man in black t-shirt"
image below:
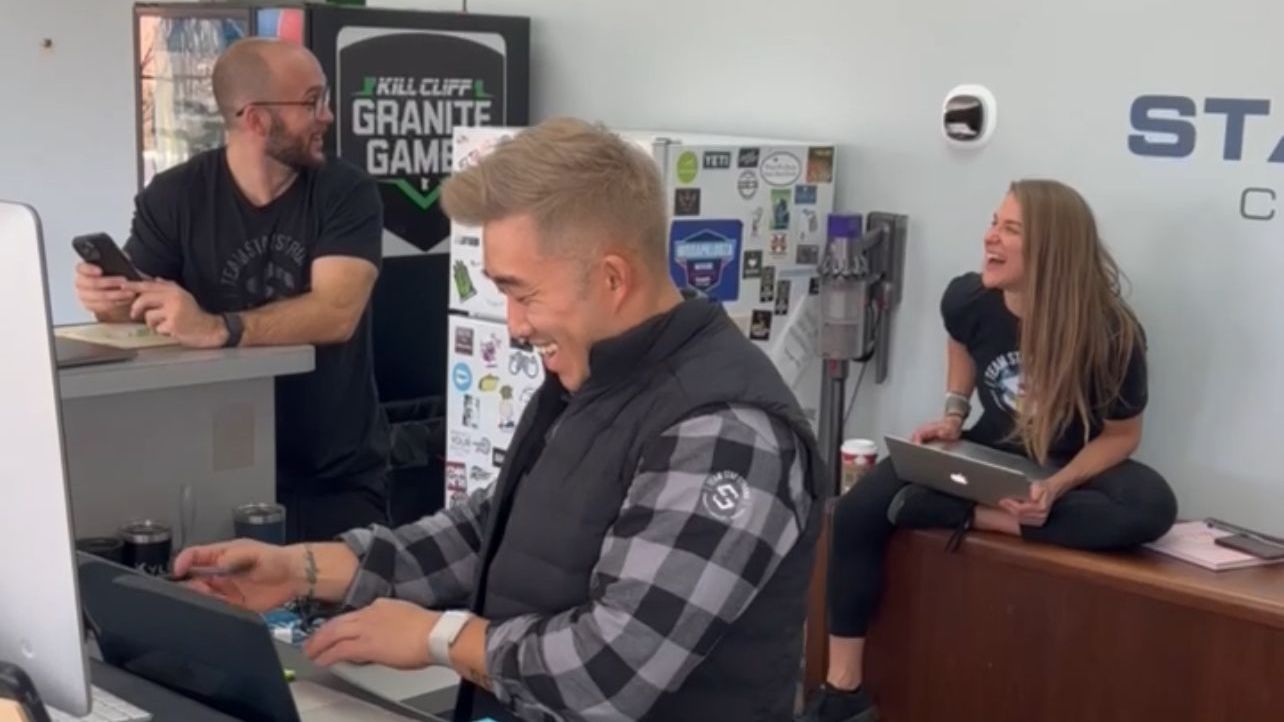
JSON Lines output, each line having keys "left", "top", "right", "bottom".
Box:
{"left": 74, "top": 38, "right": 389, "bottom": 542}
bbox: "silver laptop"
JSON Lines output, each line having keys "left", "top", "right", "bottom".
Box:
{"left": 885, "top": 435, "right": 1054, "bottom": 506}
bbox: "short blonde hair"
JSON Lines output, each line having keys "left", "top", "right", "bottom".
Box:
{"left": 441, "top": 117, "right": 667, "bottom": 270}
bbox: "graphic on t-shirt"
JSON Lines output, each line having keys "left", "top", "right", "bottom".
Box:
{"left": 219, "top": 233, "right": 308, "bottom": 305}
{"left": 983, "top": 351, "right": 1023, "bottom": 413}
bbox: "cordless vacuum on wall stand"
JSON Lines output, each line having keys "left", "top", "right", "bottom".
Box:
{"left": 816, "top": 212, "right": 908, "bottom": 496}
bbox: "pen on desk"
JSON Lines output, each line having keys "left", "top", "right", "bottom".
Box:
{"left": 168, "top": 559, "right": 254, "bottom": 582}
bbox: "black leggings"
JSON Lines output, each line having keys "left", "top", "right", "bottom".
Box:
{"left": 827, "top": 456, "right": 1178, "bottom": 637}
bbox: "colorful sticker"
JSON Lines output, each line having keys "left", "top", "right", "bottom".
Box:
{"left": 508, "top": 349, "right": 541, "bottom": 379}
{"left": 795, "top": 184, "right": 818, "bottom": 205}
{"left": 769, "top": 233, "right": 789, "bottom": 258}
{"left": 674, "top": 188, "right": 701, "bottom": 216}
{"left": 454, "top": 327, "right": 475, "bottom": 355}
{"left": 703, "top": 151, "right": 732, "bottom": 170}
{"left": 451, "top": 362, "right": 473, "bottom": 392}
{"left": 469, "top": 465, "right": 493, "bottom": 487}
{"left": 738, "top": 170, "right": 759, "bottom": 200}
{"left": 760, "top": 266, "right": 777, "bottom": 302}
{"left": 669, "top": 219, "right": 743, "bottom": 302}
{"left": 775, "top": 280, "right": 792, "bottom": 315}
{"left": 749, "top": 310, "right": 773, "bottom": 340}
{"left": 796, "top": 244, "right": 820, "bottom": 265}
{"left": 462, "top": 394, "right": 481, "bottom": 429}
{"left": 807, "top": 147, "right": 835, "bottom": 183}
{"left": 743, "top": 250, "right": 763, "bottom": 279}
{"left": 449, "top": 430, "right": 491, "bottom": 456}
{"left": 478, "top": 373, "right": 500, "bottom": 392}
{"left": 738, "top": 147, "right": 761, "bottom": 168}
{"left": 676, "top": 151, "right": 699, "bottom": 184}
{"left": 800, "top": 208, "right": 819, "bottom": 242}
{"left": 497, "top": 384, "right": 517, "bottom": 431}
{"left": 771, "top": 189, "right": 791, "bottom": 230}
{"left": 453, "top": 260, "right": 477, "bottom": 301}
{"left": 761, "top": 151, "right": 802, "bottom": 186}
{"left": 479, "top": 334, "right": 503, "bottom": 368}
{"left": 446, "top": 462, "right": 467, "bottom": 506}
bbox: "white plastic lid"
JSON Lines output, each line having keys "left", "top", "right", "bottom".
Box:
{"left": 840, "top": 439, "right": 878, "bottom": 456}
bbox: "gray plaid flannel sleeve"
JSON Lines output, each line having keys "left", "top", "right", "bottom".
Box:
{"left": 484, "top": 405, "right": 811, "bottom": 721}
{"left": 338, "top": 486, "right": 491, "bottom": 609}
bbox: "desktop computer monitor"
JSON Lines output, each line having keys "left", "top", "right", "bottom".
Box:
{"left": 0, "top": 200, "right": 92, "bottom": 715}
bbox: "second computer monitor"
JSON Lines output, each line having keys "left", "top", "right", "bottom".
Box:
{"left": 0, "top": 200, "right": 92, "bottom": 715}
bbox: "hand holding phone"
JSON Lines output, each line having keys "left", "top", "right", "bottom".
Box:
{"left": 72, "top": 233, "right": 144, "bottom": 317}
{"left": 72, "top": 233, "right": 143, "bottom": 282}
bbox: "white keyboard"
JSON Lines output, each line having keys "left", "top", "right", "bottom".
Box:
{"left": 45, "top": 685, "right": 152, "bottom": 722}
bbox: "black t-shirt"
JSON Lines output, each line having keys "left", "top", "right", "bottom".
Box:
{"left": 941, "top": 272, "right": 1148, "bottom": 461}
{"left": 124, "top": 148, "right": 390, "bottom": 492}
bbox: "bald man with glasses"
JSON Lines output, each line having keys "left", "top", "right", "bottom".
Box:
{"left": 74, "top": 38, "right": 391, "bottom": 542}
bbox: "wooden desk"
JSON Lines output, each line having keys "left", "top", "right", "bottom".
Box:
{"left": 806, "top": 528, "right": 1284, "bottom": 721}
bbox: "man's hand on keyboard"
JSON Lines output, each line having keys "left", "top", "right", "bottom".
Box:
{"left": 304, "top": 599, "right": 439, "bottom": 670}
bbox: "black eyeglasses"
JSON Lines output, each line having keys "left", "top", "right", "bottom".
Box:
{"left": 235, "top": 86, "right": 331, "bottom": 118}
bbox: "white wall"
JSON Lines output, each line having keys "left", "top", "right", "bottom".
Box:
{"left": 0, "top": 0, "right": 145, "bottom": 323}
{"left": 387, "top": 0, "right": 1284, "bottom": 533}
{"left": 6, "top": 0, "right": 1283, "bottom": 532}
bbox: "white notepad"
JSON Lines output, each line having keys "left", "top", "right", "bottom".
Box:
{"left": 54, "top": 322, "right": 178, "bottom": 349}
{"left": 1145, "top": 520, "right": 1284, "bottom": 571}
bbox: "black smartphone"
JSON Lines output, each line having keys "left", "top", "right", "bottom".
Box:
{"left": 1214, "top": 533, "right": 1284, "bottom": 560}
{"left": 71, "top": 233, "right": 143, "bottom": 282}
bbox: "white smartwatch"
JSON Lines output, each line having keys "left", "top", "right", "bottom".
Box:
{"left": 428, "top": 610, "right": 473, "bottom": 666}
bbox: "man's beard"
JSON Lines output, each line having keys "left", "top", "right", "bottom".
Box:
{"left": 266, "top": 120, "right": 323, "bottom": 170}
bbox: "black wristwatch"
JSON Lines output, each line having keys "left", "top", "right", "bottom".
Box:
{"left": 221, "top": 312, "right": 244, "bottom": 348}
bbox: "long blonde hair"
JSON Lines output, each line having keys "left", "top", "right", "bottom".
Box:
{"left": 1010, "top": 179, "right": 1142, "bottom": 463}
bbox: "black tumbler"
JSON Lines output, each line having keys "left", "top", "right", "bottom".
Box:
{"left": 233, "top": 502, "right": 286, "bottom": 544}
{"left": 75, "top": 536, "right": 125, "bottom": 564}
{"left": 118, "top": 520, "right": 172, "bottom": 576}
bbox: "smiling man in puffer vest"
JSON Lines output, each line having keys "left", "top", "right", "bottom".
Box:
{"left": 178, "top": 116, "right": 824, "bottom": 722}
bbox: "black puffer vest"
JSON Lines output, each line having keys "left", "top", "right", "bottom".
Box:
{"left": 458, "top": 295, "right": 823, "bottom": 722}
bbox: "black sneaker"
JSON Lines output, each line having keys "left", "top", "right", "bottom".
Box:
{"left": 796, "top": 684, "right": 879, "bottom": 722}
{"left": 886, "top": 484, "right": 974, "bottom": 529}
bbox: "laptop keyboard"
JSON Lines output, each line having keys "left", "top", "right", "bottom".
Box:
{"left": 45, "top": 685, "right": 152, "bottom": 722}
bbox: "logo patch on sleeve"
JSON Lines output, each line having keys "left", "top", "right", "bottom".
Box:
{"left": 701, "top": 471, "right": 751, "bottom": 521}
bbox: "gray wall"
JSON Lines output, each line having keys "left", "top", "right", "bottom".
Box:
{"left": 0, "top": 0, "right": 142, "bottom": 324}
{"left": 4, "top": 0, "right": 1281, "bottom": 531}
